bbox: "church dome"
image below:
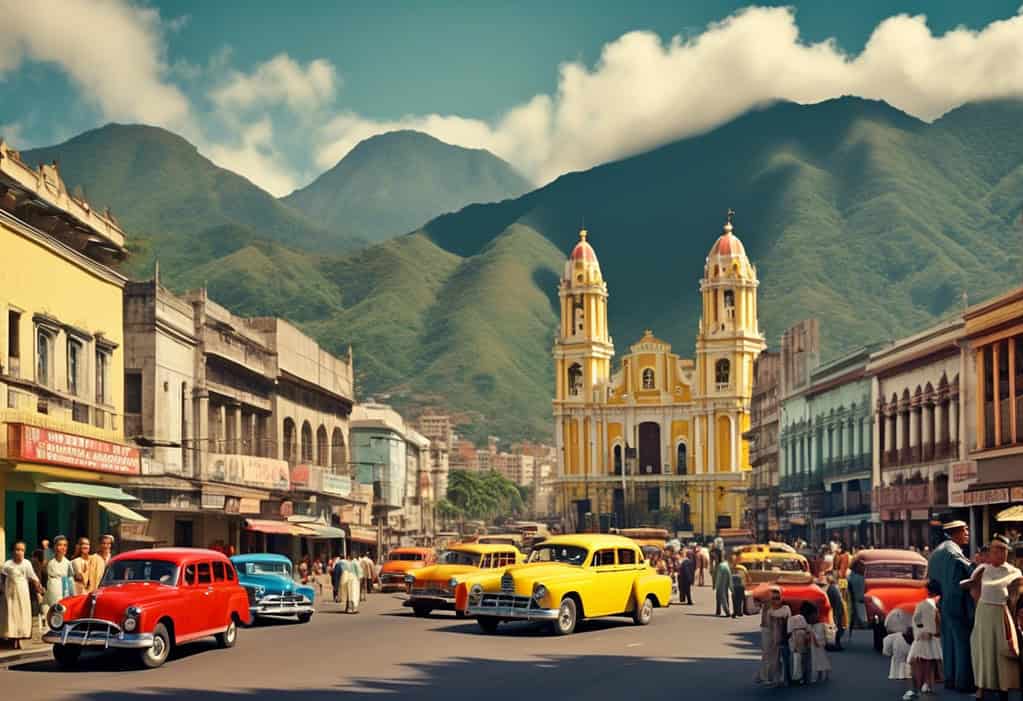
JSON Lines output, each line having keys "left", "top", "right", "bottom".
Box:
{"left": 563, "top": 229, "right": 603, "bottom": 284}
{"left": 705, "top": 210, "right": 754, "bottom": 281}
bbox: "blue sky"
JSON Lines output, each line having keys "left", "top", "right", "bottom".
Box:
{"left": 3, "top": 1, "right": 1023, "bottom": 195}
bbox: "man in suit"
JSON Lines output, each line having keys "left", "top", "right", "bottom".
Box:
{"left": 928, "top": 520, "right": 975, "bottom": 693}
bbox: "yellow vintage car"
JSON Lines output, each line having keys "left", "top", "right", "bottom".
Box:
{"left": 464, "top": 534, "right": 672, "bottom": 635}
{"left": 403, "top": 543, "right": 523, "bottom": 617}
{"left": 736, "top": 544, "right": 811, "bottom": 585}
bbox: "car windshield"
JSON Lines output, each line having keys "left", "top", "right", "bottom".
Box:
{"left": 101, "top": 559, "right": 178, "bottom": 586}
{"left": 527, "top": 544, "right": 587, "bottom": 565}
{"left": 389, "top": 553, "right": 423, "bottom": 561}
{"left": 865, "top": 563, "right": 927, "bottom": 580}
{"left": 439, "top": 550, "right": 481, "bottom": 566}
{"left": 243, "top": 561, "right": 292, "bottom": 576}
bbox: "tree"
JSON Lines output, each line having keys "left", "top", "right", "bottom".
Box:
{"left": 446, "top": 469, "right": 526, "bottom": 522}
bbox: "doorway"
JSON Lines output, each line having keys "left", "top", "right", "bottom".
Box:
{"left": 638, "top": 422, "right": 661, "bottom": 474}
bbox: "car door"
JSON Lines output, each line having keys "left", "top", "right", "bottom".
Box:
{"left": 194, "top": 561, "right": 218, "bottom": 634}
{"left": 615, "top": 547, "right": 645, "bottom": 612}
{"left": 590, "top": 548, "right": 622, "bottom": 616}
{"left": 177, "top": 561, "right": 205, "bottom": 640}
{"left": 210, "top": 560, "right": 231, "bottom": 630}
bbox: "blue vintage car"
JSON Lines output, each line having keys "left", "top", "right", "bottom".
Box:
{"left": 230, "top": 553, "right": 315, "bottom": 624}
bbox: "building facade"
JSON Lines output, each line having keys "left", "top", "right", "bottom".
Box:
{"left": 552, "top": 214, "right": 765, "bottom": 535}
{"left": 1, "top": 142, "right": 140, "bottom": 558}
{"left": 744, "top": 350, "right": 780, "bottom": 541}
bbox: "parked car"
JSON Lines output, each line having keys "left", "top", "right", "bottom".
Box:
{"left": 43, "top": 548, "right": 250, "bottom": 669}
{"left": 379, "top": 547, "right": 437, "bottom": 592}
{"left": 749, "top": 578, "right": 832, "bottom": 623}
{"left": 231, "top": 553, "right": 315, "bottom": 624}
{"left": 853, "top": 549, "right": 928, "bottom": 650}
{"left": 736, "top": 545, "right": 811, "bottom": 585}
{"left": 465, "top": 534, "right": 672, "bottom": 635}
{"left": 404, "top": 543, "right": 523, "bottom": 617}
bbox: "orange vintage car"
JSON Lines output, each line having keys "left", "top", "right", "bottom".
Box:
{"left": 852, "top": 549, "right": 929, "bottom": 650}
{"left": 404, "top": 543, "right": 523, "bottom": 617}
{"left": 378, "top": 547, "right": 437, "bottom": 592}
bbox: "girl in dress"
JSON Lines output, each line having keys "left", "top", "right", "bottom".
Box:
{"left": 908, "top": 579, "right": 943, "bottom": 695}
{"left": 44, "top": 536, "right": 75, "bottom": 616}
{"left": 2, "top": 541, "right": 43, "bottom": 649}
{"left": 809, "top": 601, "right": 832, "bottom": 682}
{"left": 787, "top": 602, "right": 811, "bottom": 684}
{"left": 882, "top": 608, "right": 914, "bottom": 699}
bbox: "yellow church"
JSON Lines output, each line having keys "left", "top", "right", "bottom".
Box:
{"left": 552, "top": 211, "right": 765, "bottom": 536}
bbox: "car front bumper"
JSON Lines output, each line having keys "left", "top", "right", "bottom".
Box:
{"left": 251, "top": 597, "right": 314, "bottom": 617}
{"left": 404, "top": 594, "right": 456, "bottom": 610}
{"left": 43, "top": 628, "right": 154, "bottom": 649}
{"left": 467, "top": 604, "right": 559, "bottom": 621}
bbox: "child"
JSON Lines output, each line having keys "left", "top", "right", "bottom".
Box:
{"left": 883, "top": 608, "right": 914, "bottom": 700}
{"left": 787, "top": 602, "right": 811, "bottom": 685}
{"left": 808, "top": 601, "right": 832, "bottom": 682}
{"left": 908, "top": 580, "right": 942, "bottom": 695}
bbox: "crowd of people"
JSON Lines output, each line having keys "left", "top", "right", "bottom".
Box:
{"left": 1, "top": 535, "right": 115, "bottom": 649}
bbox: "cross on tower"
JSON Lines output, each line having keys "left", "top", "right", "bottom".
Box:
{"left": 726, "top": 208, "right": 735, "bottom": 226}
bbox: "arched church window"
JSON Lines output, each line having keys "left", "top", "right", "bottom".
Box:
{"left": 568, "top": 363, "right": 583, "bottom": 397}
{"left": 723, "top": 289, "right": 736, "bottom": 320}
{"left": 642, "top": 368, "right": 655, "bottom": 390}
{"left": 572, "top": 296, "right": 585, "bottom": 334}
{"left": 715, "top": 359, "right": 730, "bottom": 388}
{"left": 613, "top": 445, "right": 623, "bottom": 475}
{"left": 677, "top": 443, "right": 687, "bottom": 475}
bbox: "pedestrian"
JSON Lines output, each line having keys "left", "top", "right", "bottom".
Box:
{"left": 40, "top": 538, "right": 52, "bottom": 562}
{"left": 756, "top": 586, "right": 790, "bottom": 686}
{"left": 679, "top": 552, "right": 694, "bottom": 605}
{"left": 847, "top": 558, "right": 867, "bottom": 635}
{"left": 340, "top": 553, "right": 359, "bottom": 613}
{"left": 331, "top": 556, "right": 343, "bottom": 603}
{"left": 962, "top": 534, "right": 1021, "bottom": 698}
{"left": 731, "top": 555, "right": 747, "bottom": 618}
{"left": 908, "top": 579, "right": 943, "bottom": 696}
{"left": 713, "top": 553, "right": 732, "bottom": 617}
{"left": 29, "top": 548, "right": 45, "bottom": 628}
{"left": 697, "top": 546, "right": 709, "bottom": 587}
{"left": 97, "top": 534, "right": 115, "bottom": 566}
{"left": 883, "top": 612, "right": 914, "bottom": 699}
{"left": 928, "top": 520, "right": 975, "bottom": 693}
{"left": 43, "top": 536, "right": 74, "bottom": 616}
{"left": 788, "top": 602, "right": 811, "bottom": 685}
{"left": 808, "top": 601, "right": 831, "bottom": 683}
{"left": 824, "top": 572, "right": 845, "bottom": 651}
{"left": 1, "top": 541, "right": 43, "bottom": 649}
{"left": 71, "top": 537, "right": 104, "bottom": 595}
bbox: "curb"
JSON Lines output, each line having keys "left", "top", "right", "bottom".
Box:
{"left": 0, "top": 647, "right": 50, "bottom": 668}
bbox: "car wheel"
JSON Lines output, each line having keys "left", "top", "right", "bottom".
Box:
{"left": 632, "top": 596, "right": 654, "bottom": 626}
{"left": 216, "top": 618, "right": 238, "bottom": 648}
{"left": 52, "top": 644, "right": 81, "bottom": 668}
{"left": 412, "top": 604, "right": 433, "bottom": 618}
{"left": 297, "top": 612, "right": 313, "bottom": 624}
{"left": 140, "top": 623, "right": 172, "bottom": 669}
{"left": 477, "top": 616, "right": 500, "bottom": 633}
{"left": 551, "top": 597, "right": 578, "bottom": 636}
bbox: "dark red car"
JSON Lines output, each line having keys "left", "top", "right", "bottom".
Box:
{"left": 851, "top": 549, "right": 928, "bottom": 650}
{"left": 43, "top": 548, "right": 251, "bottom": 668}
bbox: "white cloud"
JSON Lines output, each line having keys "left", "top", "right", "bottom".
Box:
{"left": 0, "top": 0, "right": 191, "bottom": 133}
{"left": 314, "top": 6, "right": 1023, "bottom": 185}
{"left": 211, "top": 54, "right": 337, "bottom": 113}
{"left": 205, "top": 117, "right": 302, "bottom": 197}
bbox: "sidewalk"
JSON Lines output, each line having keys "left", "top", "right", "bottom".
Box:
{"left": 0, "top": 619, "right": 51, "bottom": 667}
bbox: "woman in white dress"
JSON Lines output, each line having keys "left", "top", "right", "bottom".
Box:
{"left": 962, "top": 534, "right": 1022, "bottom": 697}
{"left": 2, "top": 541, "right": 43, "bottom": 648}
{"left": 908, "top": 579, "right": 943, "bottom": 694}
{"left": 44, "top": 536, "right": 75, "bottom": 613}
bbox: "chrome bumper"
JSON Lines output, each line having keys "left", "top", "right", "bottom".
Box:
{"left": 252, "top": 599, "right": 314, "bottom": 616}
{"left": 43, "top": 629, "right": 154, "bottom": 649}
{"left": 467, "top": 604, "right": 559, "bottom": 621}
{"left": 404, "top": 595, "right": 456, "bottom": 609}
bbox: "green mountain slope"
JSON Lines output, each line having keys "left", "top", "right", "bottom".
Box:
{"left": 21, "top": 123, "right": 360, "bottom": 252}
{"left": 283, "top": 130, "right": 532, "bottom": 244}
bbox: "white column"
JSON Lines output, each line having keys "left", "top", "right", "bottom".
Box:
{"left": 951, "top": 396, "right": 960, "bottom": 450}
{"left": 895, "top": 410, "right": 903, "bottom": 458}
{"left": 694, "top": 415, "right": 703, "bottom": 474}
{"left": 707, "top": 412, "right": 716, "bottom": 474}
{"left": 577, "top": 417, "right": 586, "bottom": 480}
{"left": 936, "top": 400, "right": 947, "bottom": 446}
{"left": 922, "top": 404, "right": 933, "bottom": 454}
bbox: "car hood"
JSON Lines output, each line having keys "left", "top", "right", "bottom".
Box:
{"left": 496, "top": 563, "right": 584, "bottom": 596}
{"left": 412, "top": 564, "right": 480, "bottom": 582}
{"left": 64, "top": 582, "right": 177, "bottom": 622}
{"left": 239, "top": 572, "right": 301, "bottom": 594}
{"left": 381, "top": 560, "right": 426, "bottom": 575}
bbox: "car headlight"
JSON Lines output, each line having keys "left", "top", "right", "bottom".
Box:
{"left": 48, "top": 605, "right": 65, "bottom": 630}
{"left": 469, "top": 584, "right": 483, "bottom": 604}
{"left": 532, "top": 583, "right": 548, "bottom": 602}
{"left": 123, "top": 606, "right": 141, "bottom": 632}
{"left": 867, "top": 595, "right": 884, "bottom": 613}
{"left": 404, "top": 574, "right": 416, "bottom": 585}
{"left": 255, "top": 585, "right": 266, "bottom": 598}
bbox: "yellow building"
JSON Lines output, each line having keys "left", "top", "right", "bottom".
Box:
{"left": 552, "top": 212, "right": 765, "bottom": 535}
{"left": 0, "top": 139, "right": 140, "bottom": 558}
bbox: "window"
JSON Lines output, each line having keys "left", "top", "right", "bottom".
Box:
{"left": 197, "top": 562, "right": 212, "bottom": 585}
{"left": 715, "top": 359, "right": 731, "bottom": 387}
{"left": 592, "top": 549, "right": 616, "bottom": 567}
{"left": 642, "top": 368, "right": 655, "bottom": 389}
{"left": 723, "top": 289, "right": 735, "bottom": 308}
{"left": 213, "top": 561, "right": 226, "bottom": 582}
{"left": 677, "top": 443, "right": 688, "bottom": 475}
{"left": 617, "top": 548, "right": 637, "bottom": 565}
{"left": 568, "top": 363, "right": 582, "bottom": 397}
{"left": 95, "top": 350, "right": 109, "bottom": 405}
{"left": 67, "top": 338, "right": 83, "bottom": 396}
{"left": 125, "top": 371, "right": 142, "bottom": 413}
{"left": 7, "top": 310, "right": 20, "bottom": 362}
{"left": 613, "top": 445, "right": 623, "bottom": 475}
{"left": 183, "top": 563, "right": 196, "bottom": 585}
{"left": 36, "top": 328, "right": 51, "bottom": 386}
{"left": 225, "top": 564, "right": 236, "bottom": 581}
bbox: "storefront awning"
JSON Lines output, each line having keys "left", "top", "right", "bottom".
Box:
{"left": 98, "top": 501, "right": 148, "bottom": 522}
{"left": 347, "top": 526, "right": 378, "bottom": 545}
{"left": 244, "top": 518, "right": 315, "bottom": 536}
{"left": 41, "top": 481, "right": 137, "bottom": 502}
{"left": 302, "top": 524, "right": 346, "bottom": 539}
{"left": 997, "top": 505, "right": 1023, "bottom": 522}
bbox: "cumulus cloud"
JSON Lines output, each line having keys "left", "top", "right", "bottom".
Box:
{"left": 0, "top": 0, "right": 191, "bottom": 133}
{"left": 205, "top": 117, "right": 303, "bottom": 197}
{"left": 314, "top": 6, "right": 1023, "bottom": 185}
{"left": 211, "top": 54, "right": 337, "bottom": 113}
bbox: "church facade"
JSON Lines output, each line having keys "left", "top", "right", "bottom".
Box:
{"left": 552, "top": 214, "right": 765, "bottom": 535}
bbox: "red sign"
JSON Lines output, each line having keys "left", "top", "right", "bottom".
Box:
{"left": 290, "top": 464, "right": 311, "bottom": 487}
{"left": 7, "top": 423, "right": 140, "bottom": 475}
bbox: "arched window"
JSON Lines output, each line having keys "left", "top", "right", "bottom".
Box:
{"left": 613, "top": 444, "right": 623, "bottom": 475}
{"left": 332, "top": 427, "right": 346, "bottom": 470}
{"left": 677, "top": 443, "right": 687, "bottom": 475}
{"left": 723, "top": 289, "right": 735, "bottom": 308}
{"left": 283, "top": 418, "right": 297, "bottom": 463}
{"left": 301, "top": 421, "right": 313, "bottom": 462}
{"left": 568, "top": 363, "right": 582, "bottom": 397}
{"left": 316, "top": 425, "right": 329, "bottom": 467}
{"left": 715, "top": 359, "right": 730, "bottom": 387}
{"left": 642, "top": 368, "right": 655, "bottom": 390}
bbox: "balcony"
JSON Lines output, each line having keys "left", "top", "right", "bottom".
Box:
{"left": 824, "top": 490, "right": 872, "bottom": 518}
{"left": 875, "top": 482, "right": 934, "bottom": 512}
{"left": 821, "top": 454, "right": 871, "bottom": 480}
{"left": 881, "top": 441, "right": 958, "bottom": 468}
{"left": 779, "top": 473, "right": 824, "bottom": 494}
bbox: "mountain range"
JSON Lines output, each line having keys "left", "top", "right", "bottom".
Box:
{"left": 17, "top": 97, "right": 1023, "bottom": 443}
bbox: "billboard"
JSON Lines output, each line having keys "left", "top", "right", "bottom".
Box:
{"left": 7, "top": 423, "right": 140, "bottom": 475}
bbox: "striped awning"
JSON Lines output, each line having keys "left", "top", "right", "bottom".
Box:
{"left": 244, "top": 518, "right": 316, "bottom": 536}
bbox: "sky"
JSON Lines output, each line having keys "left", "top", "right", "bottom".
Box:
{"left": 2, "top": 1, "right": 1023, "bottom": 196}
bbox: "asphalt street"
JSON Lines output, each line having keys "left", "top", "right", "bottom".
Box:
{"left": 2, "top": 584, "right": 961, "bottom": 700}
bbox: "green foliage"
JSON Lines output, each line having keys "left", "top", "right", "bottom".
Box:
{"left": 284, "top": 130, "right": 531, "bottom": 244}
{"left": 446, "top": 470, "right": 526, "bottom": 522}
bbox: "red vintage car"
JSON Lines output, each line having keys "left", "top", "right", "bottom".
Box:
{"left": 851, "top": 549, "right": 928, "bottom": 650}
{"left": 750, "top": 576, "right": 833, "bottom": 623}
{"left": 43, "top": 548, "right": 251, "bottom": 669}
{"left": 378, "top": 547, "right": 436, "bottom": 592}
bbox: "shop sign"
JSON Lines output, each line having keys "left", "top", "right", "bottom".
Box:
{"left": 948, "top": 461, "right": 979, "bottom": 508}
{"left": 290, "top": 464, "right": 312, "bottom": 488}
{"left": 119, "top": 522, "right": 147, "bottom": 538}
{"left": 321, "top": 473, "right": 352, "bottom": 497}
{"left": 238, "top": 497, "right": 261, "bottom": 514}
{"left": 201, "top": 493, "right": 226, "bottom": 510}
{"left": 207, "top": 452, "right": 290, "bottom": 490}
{"left": 7, "top": 423, "right": 140, "bottom": 475}
{"left": 963, "top": 487, "right": 1009, "bottom": 507}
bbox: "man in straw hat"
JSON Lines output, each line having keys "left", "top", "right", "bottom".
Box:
{"left": 928, "top": 520, "right": 975, "bottom": 692}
